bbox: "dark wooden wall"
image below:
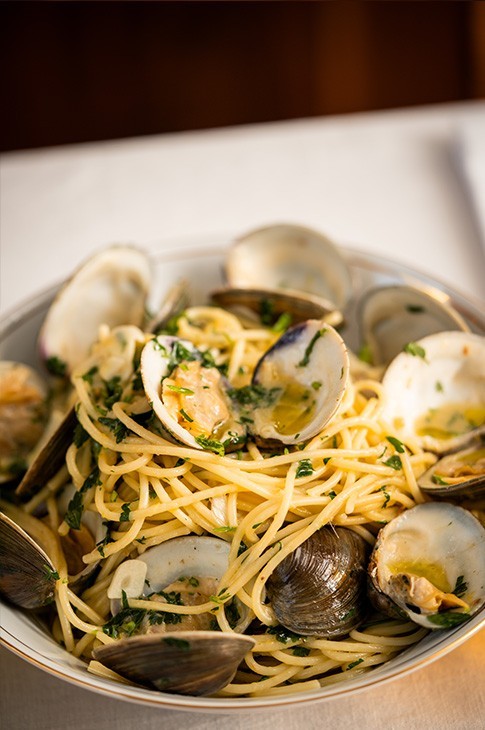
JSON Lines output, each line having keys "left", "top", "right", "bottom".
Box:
{"left": 1, "top": 1, "right": 484, "bottom": 152}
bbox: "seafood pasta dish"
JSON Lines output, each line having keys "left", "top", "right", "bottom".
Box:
{"left": 1, "top": 224, "right": 484, "bottom": 699}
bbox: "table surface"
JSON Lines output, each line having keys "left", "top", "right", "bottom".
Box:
{"left": 1, "top": 101, "right": 484, "bottom": 729}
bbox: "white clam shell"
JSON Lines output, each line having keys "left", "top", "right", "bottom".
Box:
{"left": 226, "top": 223, "right": 352, "bottom": 310}
{"left": 381, "top": 331, "right": 485, "bottom": 453}
{"left": 40, "top": 246, "right": 151, "bottom": 375}
{"left": 251, "top": 319, "right": 349, "bottom": 444}
{"left": 369, "top": 502, "right": 485, "bottom": 629}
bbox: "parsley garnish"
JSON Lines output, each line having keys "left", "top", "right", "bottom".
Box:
{"left": 296, "top": 459, "right": 315, "bottom": 478}
{"left": 195, "top": 434, "right": 225, "bottom": 456}
{"left": 46, "top": 355, "right": 67, "bottom": 377}
{"left": 403, "top": 342, "right": 426, "bottom": 359}
{"left": 298, "top": 328, "right": 326, "bottom": 367}
{"left": 73, "top": 423, "right": 89, "bottom": 448}
{"left": 98, "top": 416, "right": 129, "bottom": 443}
{"left": 347, "top": 658, "right": 364, "bottom": 670}
{"left": 383, "top": 455, "right": 402, "bottom": 470}
{"left": 267, "top": 625, "right": 303, "bottom": 643}
{"left": 272, "top": 312, "right": 292, "bottom": 333}
{"left": 386, "top": 436, "right": 405, "bottom": 453}
{"left": 427, "top": 612, "right": 469, "bottom": 628}
{"left": 453, "top": 575, "right": 468, "bottom": 598}
{"left": 431, "top": 474, "right": 449, "bottom": 485}
{"left": 103, "top": 376, "right": 123, "bottom": 409}
{"left": 81, "top": 365, "right": 98, "bottom": 384}
{"left": 166, "top": 384, "right": 194, "bottom": 395}
{"left": 179, "top": 408, "right": 194, "bottom": 422}
{"left": 120, "top": 503, "right": 131, "bottom": 522}
{"left": 380, "top": 485, "right": 390, "bottom": 507}
{"left": 43, "top": 565, "right": 60, "bottom": 581}
{"left": 292, "top": 646, "right": 310, "bottom": 657}
{"left": 228, "top": 383, "right": 281, "bottom": 408}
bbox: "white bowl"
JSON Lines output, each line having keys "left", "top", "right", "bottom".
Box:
{"left": 1, "top": 242, "right": 484, "bottom": 712}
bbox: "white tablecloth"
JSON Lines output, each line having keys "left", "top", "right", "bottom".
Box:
{"left": 1, "top": 101, "right": 484, "bottom": 729}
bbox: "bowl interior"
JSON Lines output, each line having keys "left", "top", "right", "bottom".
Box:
{"left": 1, "top": 241, "right": 484, "bottom": 711}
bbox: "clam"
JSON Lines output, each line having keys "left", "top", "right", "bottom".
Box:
{"left": 211, "top": 286, "right": 343, "bottom": 328}
{"left": 248, "top": 319, "right": 349, "bottom": 446}
{"left": 95, "top": 536, "right": 254, "bottom": 695}
{"left": 359, "top": 284, "right": 469, "bottom": 367}
{"left": 16, "top": 406, "right": 77, "bottom": 499}
{"left": 381, "top": 331, "right": 485, "bottom": 454}
{"left": 107, "top": 535, "right": 250, "bottom": 632}
{"left": 0, "top": 361, "right": 49, "bottom": 483}
{"left": 225, "top": 223, "right": 352, "bottom": 310}
{"left": 93, "top": 631, "right": 255, "bottom": 695}
{"left": 417, "top": 439, "right": 485, "bottom": 500}
{"left": 266, "top": 527, "right": 370, "bottom": 638}
{"left": 39, "top": 245, "right": 151, "bottom": 377}
{"left": 140, "top": 335, "right": 246, "bottom": 451}
{"left": 368, "top": 502, "right": 485, "bottom": 629}
{"left": 0, "top": 511, "right": 57, "bottom": 609}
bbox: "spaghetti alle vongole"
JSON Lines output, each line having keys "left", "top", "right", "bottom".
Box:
{"left": 2, "top": 304, "right": 450, "bottom": 697}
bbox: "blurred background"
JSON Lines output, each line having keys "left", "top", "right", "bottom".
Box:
{"left": 1, "top": 0, "right": 485, "bottom": 152}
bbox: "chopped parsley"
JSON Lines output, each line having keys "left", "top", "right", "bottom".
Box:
{"left": 386, "top": 436, "right": 405, "bottom": 453}
{"left": 295, "top": 459, "right": 315, "bottom": 478}
{"left": 453, "top": 575, "right": 468, "bottom": 598}
{"left": 228, "top": 383, "right": 281, "bottom": 408}
{"left": 103, "top": 376, "right": 123, "bottom": 409}
{"left": 403, "top": 341, "right": 426, "bottom": 359}
{"left": 64, "top": 465, "right": 101, "bottom": 529}
{"left": 435, "top": 380, "right": 444, "bottom": 393}
{"left": 292, "top": 646, "right": 310, "bottom": 657}
{"left": 347, "top": 657, "right": 364, "bottom": 670}
{"left": 43, "top": 565, "right": 60, "bottom": 581}
{"left": 120, "top": 503, "right": 131, "bottom": 522}
{"left": 298, "top": 328, "right": 326, "bottom": 367}
{"left": 165, "top": 384, "right": 194, "bottom": 395}
{"left": 427, "top": 612, "right": 469, "bottom": 628}
{"left": 311, "top": 381, "right": 322, "bottom": 391}
{"left": 195, "top": 434, "right": 225, "bottom": 456}
{"left": 81, "top": 365, "right": 98, "bottom": 384}
{"left": 45, "top": 355, "right": 67, "bottom": 377}
{"left": 272, "top": 312, "right": 292, "bottom": 333}
{"left": 383, "top": 455, "right": 402, "bottom": 471}
{"left": 73, "top": 423, "right": 89, "bottom": 448}
{"left": 431, "top": 473, "right": 449, "bottom": 485}
{"left": 179, "top": 408, "right": 194, "bottom": 423}
{"left": 267, "top": 625, "right": 303, "bottom": 644}
{"left": 380, "top": 485, "right": 390, "bottom": 507}
{"left": 98, "top": 416, "right": 129, "bottom": 443}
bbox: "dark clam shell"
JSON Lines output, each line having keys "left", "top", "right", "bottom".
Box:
{"left": 93, "top": 631, "right": 255, "bottom": 696}
{"left": 267, "top": 527, "right": 370, "bottom": 638}
{"left": 0, "top": 511, "right": 56, "bottom": 609}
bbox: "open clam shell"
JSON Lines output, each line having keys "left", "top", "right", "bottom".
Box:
{"left": 225, "top": 223, "right": 353, "bottom": 310}
{"left": 359, "top": 284, "right": 469, "bottom": 367}
{"left": 368, "top": 502, "right": 485, "bottom": 630}
{"left": 417, "top": 439, "right": 485, "bottom": 500}
{"left": 140, "top": 335, "right": 246, "bottom": 451}
{"left": 39, "top": 245, "right": 151, "bottom": 376}
{"left": 381, "top": 331, "right": 485, "bottom": 454}
{"left": 211, "top": 286, "right": 343, "bottom": 328}
{"left": 0, "top": 511, "right": 57, "bottom": 609}
{"left": 93, "top": 631, "right": 255, "bottom": 695}
{"left": 267, "top": 527, "right": 370, "bottom": 637}
{"left": 249, "top": 319, "right": 349, "bottom": 446}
